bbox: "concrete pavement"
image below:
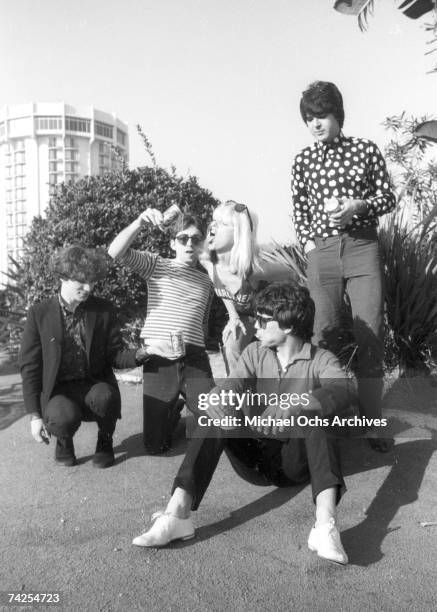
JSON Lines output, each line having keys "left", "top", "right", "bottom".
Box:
{"left": 1, "top": 359, "right": 436, "bottom": 612}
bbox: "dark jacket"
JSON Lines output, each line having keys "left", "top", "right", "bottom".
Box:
{"left": 19, "top": 295, "right": 137, "bottom": 418}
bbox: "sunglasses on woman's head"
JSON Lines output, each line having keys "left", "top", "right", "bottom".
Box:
{"left": 175, "top": 234, "right": 203, "bottom": 246}
{"left": 225, "top": 201, "right": 254, "bottom": 232}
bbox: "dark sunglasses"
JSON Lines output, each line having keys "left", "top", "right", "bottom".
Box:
{"left": 175, "top": 234, "right": 203, "bottom": 246}
{"left": 255, "top": 312, "right": 274, "bottom": 329}
{"left": 225, "top": 201, "right": 254, "bottom": 232}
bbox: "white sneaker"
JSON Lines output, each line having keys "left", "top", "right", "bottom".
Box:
{"left": 132, "top": 512, "right": 195, "bottom": 547}
{"left": 308, "top": 518, "right": 348, "bottom": 565}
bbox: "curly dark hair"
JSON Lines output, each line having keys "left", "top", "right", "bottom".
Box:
{"left": 51, "top": 245, "right": 108, "bottom": 283}
{"left": 255, "top": 281, "right": 315, "bottom": 341}
{"left": 300, "top": 81, "right": 344, "bottom": 129}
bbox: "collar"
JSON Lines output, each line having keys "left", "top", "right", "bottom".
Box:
{"left": 58, "top": 293, "right": 85, "bottom": 315}
{"left": 270, "top": 341, "right": 313, "bottom": 370}
{"left": 284, "top": 342, "right": 312, "bottom": 365}
{"left": 315, "top": 132, "right": 347, "bottom": 153}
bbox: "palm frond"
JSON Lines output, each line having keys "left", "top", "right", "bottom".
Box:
{"left": 357, "top": 0, "right": 376, "bottom": 31}
{"left": 259, "top": 241, "right": 307, "bottom": 285}
{"left": 333, "top": 0, "right": 376, "bottom": 30}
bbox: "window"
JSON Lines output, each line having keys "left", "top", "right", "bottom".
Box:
{"left": 116, "top": 129, "right": 126, "bottom": 146}
{"left": 14, "top": 151, "right": 25, "bottom": 163}
{"left": 36, "top": 116, "right": 62, "bottom": 130}
{"left": 65, "top": 149, "right": 77, "bottom": 161}
{"left": 15, "top": 163, "right": 26, "bottom": 176}
{"left": 65, "top": 136, "right": 75, "bottom": 148}
{"left": 49, "top": 174, "right": 58, "bottom": 185}
{"left": 65, "top": 116, "right": 90, "bottom": 133}
{"left": 49, "top": 149, "right": 58, "bottom": 160}
{"left": 15, "top": 213, "right": 26, "bottom": 228}
{"left": 0, "top": 122, "right": 5, "bottom": 139}
{"left": 65, "top": 161, "right": 78, "bottom": 172}
{"left": 49, "top": 136, "right": 59, "bottom": 147}
{"left": 95, "top": 121, "right": 113, "bottom": 139}
{"left": 49, "top": 161, "right": 59, "bottom": 172}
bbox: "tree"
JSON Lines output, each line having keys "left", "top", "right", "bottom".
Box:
{"left": 379, "top": 113, "right": 437, "bottom": 375}
{"left": 16, "top": 163, "right": 221, "bottom": 344}
{"left": 383, "top": 113, "right": 437, "bottom": 232}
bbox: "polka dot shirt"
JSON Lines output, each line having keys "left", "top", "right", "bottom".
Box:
{"left": 291, "top": 134, "right": 396, "bottom": 246}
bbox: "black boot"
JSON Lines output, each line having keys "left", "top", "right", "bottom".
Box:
{"left": 55, "top": 437, "right": 76, "bottom": 467}
{"left": 92, "top": 430, "right": 114, "bottom": 468}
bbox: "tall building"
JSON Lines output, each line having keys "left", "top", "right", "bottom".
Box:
{"left": 0, "top": 102, "right": 129, "bottom": 283}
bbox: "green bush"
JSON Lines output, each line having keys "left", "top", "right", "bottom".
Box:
{"left": 13, "top": 164, "right": 222, "bottom": 346}
{"left": 379, "top": 209, "right": 437, "bottom": 376}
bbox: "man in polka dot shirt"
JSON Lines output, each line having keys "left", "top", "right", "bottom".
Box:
{"left": 291, "top": 81, "right": 396, "bottom": 452}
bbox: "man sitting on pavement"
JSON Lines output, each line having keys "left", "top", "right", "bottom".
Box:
{"left": 132, "top": 281, "right": 355, "bottom": 565}
{"left": 19, "top": 245, "right": 142, "bottom": 468}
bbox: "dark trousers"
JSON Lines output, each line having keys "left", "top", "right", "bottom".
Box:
{"left": 142, "top": 346, "right": 214, "bottom": 453}
{"left": 44, "top": 380, "right": 119, "bottom": 439}
{"left": 307, "top": 230, "right": 384, "bottom": 419}
{"left": 171, "top": 423, "right": 345, "bottom": 510}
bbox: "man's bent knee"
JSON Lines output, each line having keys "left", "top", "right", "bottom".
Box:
{"left": 85, "top": 382, "right": 119, "bottom": 418}
{"left": 45, "top": 395, "right": 81, "bottom": 437}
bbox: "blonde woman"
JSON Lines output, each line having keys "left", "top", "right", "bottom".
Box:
{"left": 201, "top": 200, "right": 293, "bottom": 375}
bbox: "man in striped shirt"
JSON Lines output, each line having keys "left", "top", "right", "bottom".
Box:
{"left": 108, "top": 209, "right": 214, "bottom": 454}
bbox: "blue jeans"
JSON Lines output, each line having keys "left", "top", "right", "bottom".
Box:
{"left": 306, "top": 229, "right": 384, "bottom": 419}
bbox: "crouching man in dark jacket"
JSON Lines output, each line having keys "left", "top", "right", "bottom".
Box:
{"left": 19, "top": 245, "right": 142, "bottom": 468}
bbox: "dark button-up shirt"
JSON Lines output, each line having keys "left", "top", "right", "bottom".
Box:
{"left": 56, "top": 296, "right": 89, "bottom": 383}
{"left": 291, "top": 134, "right": 396, "bottom": 246}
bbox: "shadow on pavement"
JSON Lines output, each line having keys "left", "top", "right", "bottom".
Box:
{"left": 341, "top": 436, "right": 437, "bottom": 567}
{"left": 171, "top": 431, "right": 436, "bottom": 565}
{"left": 175, "top": 484, "right": 306, "bottom": 547}
{"left": 0, "top": 382, "right": 26, "bottom": 430}
{"left": 115, "top": 422, "right": 187, "bottom": 459}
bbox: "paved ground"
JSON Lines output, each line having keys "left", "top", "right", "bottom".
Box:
{"left": 1, "top": 354, "right": 436, "bottom": 612}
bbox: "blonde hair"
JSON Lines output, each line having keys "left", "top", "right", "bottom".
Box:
{"left": 211, "top": 200, "right": 259, "bottom": 279}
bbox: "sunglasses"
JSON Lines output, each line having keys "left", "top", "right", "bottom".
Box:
{"left": 255, "top": 312, "right": 274, "bottom": 329}
{"left": 175, "top": 234, "right": 203, "bottom": 246}
{"left": 225, "top": 201, "right": 254, "bottom": 232}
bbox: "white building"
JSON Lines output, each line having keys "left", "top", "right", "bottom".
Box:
{"left": 0, "top": 102, "right": 129, "bottom": 283}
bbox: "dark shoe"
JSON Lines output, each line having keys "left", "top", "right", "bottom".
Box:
{"left": 92, "top": 431, "right": 115, "bottom": 468}
{"left": 55, "top": 437, "right": 77, "bottom": 467}
{"left": 368, "top": 437, "right": 394, "bottom": 453}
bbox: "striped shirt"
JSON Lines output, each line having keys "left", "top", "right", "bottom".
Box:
{"left": 121, "top": 249, "right": 214, "bottom": 347}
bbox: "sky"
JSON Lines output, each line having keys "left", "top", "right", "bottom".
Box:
{"left": 1, "top": 0, "right": 437, "bottom": 243}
